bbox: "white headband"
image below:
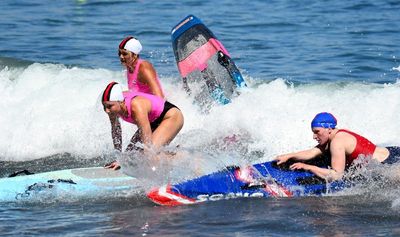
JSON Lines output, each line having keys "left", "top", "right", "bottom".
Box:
{"left": 124, "top": 38, "right": 142, "bottom": 54}
{"left": 109, "top": 84, "right": 124, "bottom": 102}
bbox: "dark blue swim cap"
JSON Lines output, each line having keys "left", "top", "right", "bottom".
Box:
{"left": 311, "top": 112, "right": 337, "bottom": 128}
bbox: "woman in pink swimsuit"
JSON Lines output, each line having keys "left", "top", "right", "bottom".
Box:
{"left": 275, "top": 112, "right": 399, "bottom": 181}
{"left": 118, "top": 36, "right": 164, "bottom": 98}
{"left": 102, "top": 82, "right": 184, "bottom": 169}
{"left": 114, "top": 36, "right": 167, "bottom": 162}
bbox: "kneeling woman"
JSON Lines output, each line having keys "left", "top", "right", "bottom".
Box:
{"left": 102, "top": 82, "right": 184, "bottom": 169}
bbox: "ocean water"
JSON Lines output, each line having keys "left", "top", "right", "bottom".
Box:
{"left": 1, "top": 0, "right": 400, "bottom": 236}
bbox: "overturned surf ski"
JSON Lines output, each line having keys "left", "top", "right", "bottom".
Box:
{"left": 171, "top": 15, "right": 246, "bottom": 107}
{"left": 147, "top": 161, "right": 346, "bottom": 206}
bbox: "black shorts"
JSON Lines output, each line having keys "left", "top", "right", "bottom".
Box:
{"left": 382, "top": 146, "right": 400, "bottom": 164}
{"left": 150, "top": 101, "right": 179, "bottom": 131}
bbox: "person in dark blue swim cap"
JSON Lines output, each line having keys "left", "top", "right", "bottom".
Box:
{"left": 310, "top": 112, "right": 337, "bottom": 129}
{"left": 275, "top": 112, "right": 400, "bottom": 181}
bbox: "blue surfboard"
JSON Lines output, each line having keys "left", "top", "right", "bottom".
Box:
{"left": 171, "top": 15, "right": 246, "bottom": 107}
{"left": 147, "top": 160, "right": 346, "bottom": 206}
{"left": 0, "top": 167, "right": 140, "bottom": 202}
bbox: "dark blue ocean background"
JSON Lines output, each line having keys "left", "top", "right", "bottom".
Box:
{"left": 2, "top": 0, "right": 399, "bottom": 82}
{"left": 1, "top": 0, "right": 400, "bottom": 236}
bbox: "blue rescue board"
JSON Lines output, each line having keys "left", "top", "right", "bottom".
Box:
{"left": 147, "top": 160, "right": 346, "bottom": 206}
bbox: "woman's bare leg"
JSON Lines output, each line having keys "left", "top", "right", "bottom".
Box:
{"left": 151, "top": 108, "right": 184, "bottom": 148}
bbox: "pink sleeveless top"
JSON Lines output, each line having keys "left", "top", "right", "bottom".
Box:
{"left": 120, "top": 90, "right": 165, "bottom": 124}
{"left": 127, "top": 59, "right": 164, "bottom": 94}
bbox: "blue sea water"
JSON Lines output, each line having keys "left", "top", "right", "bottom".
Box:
{"left": 1, "top": 0, "right": 400, "bottom": 236}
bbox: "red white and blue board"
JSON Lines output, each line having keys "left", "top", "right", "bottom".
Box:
{"left": 147, "top": 160, "right": 345, "bottom": 206}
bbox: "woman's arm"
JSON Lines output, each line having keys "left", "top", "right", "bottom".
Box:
{"left": 138, "top": 61, "right": 165, "bottom": 98}
{"left": 130, "top": 97, "right": 153, "bottom": 146}
{"left": 276, "top": 147, "right": 322, "bottom": 165}
{"left": 109, "top": 114, "right": 122, "bottom": 151}
{"left": 290, "top": 140, "right": 347, "bottom": 181}
{"left": 289, "top": 163, "right": 343, "bottom": 181}
{"left": 125, "top": 130, "right": 142, "bottom": 152}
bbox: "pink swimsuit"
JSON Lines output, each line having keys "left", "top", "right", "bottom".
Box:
{"left": 127, "top": 59, "right": 164, "bottom": 94}
{"left": 120, "top": 91, "right": 165, "bottom": 124}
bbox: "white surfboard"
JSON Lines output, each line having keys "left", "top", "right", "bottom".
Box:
{"left": 0, "top": 167, "right": 141, "bottom": 202}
